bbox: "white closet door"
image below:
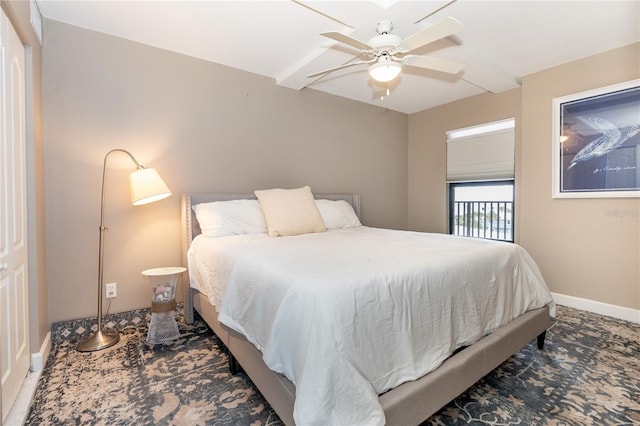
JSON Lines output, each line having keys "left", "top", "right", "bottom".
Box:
{"left": 0, "top": 9, "right": 29, "bottom": 423}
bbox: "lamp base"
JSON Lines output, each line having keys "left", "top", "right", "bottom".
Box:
{"left": 77, "top": 329, "right": 120, "bottom": 352}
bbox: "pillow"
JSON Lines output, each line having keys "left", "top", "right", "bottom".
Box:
{"left": 192, "top": 199, "right": 267, "bottom": 237}
{"left": 316, "top": 199, "right": 361, "bottom": 230}
{"left": 254, "top": 186, "right": 326, "bottom": 237}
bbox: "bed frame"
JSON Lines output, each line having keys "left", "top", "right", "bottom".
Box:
{"left": 180, "top": 192, "right": 551, "bottom": 426}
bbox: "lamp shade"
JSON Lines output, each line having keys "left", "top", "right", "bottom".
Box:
{"left": 129, "top": 168, "right": 172, "bottom": 206}
{"left": 368, "top": 60, "right": 402, "bottom": 83}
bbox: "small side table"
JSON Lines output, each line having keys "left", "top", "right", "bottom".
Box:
{"left": 142, "top": 267, "right": 186, "bottom": 344}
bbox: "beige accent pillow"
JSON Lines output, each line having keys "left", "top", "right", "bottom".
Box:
{"left": 255, "top": 186, "right": 326, "bottom": 237}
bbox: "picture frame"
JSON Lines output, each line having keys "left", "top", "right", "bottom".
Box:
{"left": 552, "top": 79, "right": 640, "bottom": 198}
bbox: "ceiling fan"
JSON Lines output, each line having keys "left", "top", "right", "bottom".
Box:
{"left": 308, "top": 17, "right": 465, "bottom": 83}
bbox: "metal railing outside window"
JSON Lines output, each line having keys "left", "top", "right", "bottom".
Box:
{"left": 451, "top": 200, "right": 513, "bottom": 241}
{"left": 449, "top": 182, "right": 514, "bottom": 243}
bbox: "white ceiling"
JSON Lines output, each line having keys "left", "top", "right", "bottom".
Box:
{"left": 36, "top": 0, "right": 640, "bottom": 114}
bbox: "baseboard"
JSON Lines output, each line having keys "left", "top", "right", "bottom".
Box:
{"left": 552, "top": 292, "right": 640, "bottom": 324}
{"left": 30, "top": 331, "right": 51, "bottom": 372}
{"left": 5, "top": 368, "right": 43, "bottom": 426}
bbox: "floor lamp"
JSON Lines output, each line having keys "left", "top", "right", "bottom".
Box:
{"left": 77, "top": 149, "right": 172, "bottom": 352}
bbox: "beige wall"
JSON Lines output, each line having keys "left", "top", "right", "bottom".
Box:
{"left": 1, "top": 1, "right": 48, "bottom": 355}
{"left": 43, "top": 21, "right": 408, "bottom": 323}
{"left": 519, "top": 44, "right": 639, "bottom": 311}
{"left": 408, "top": 43, "right": 640, "bottom": 311}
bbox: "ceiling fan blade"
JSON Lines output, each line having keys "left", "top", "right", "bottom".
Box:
{"left": 306, "top": 59, "right": 375, "bottom": 79}
{"left": 320, "top": 31, "right": 373, "bottom": 51}
{"left": 402, "top": 55, "right": 465, "bottom": 74}
{"left": 398, "top": 16, "right": 463, "bottom": 53}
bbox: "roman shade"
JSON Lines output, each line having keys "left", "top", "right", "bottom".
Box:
{"left": 446, "top": 118, "right": 515, "bottom": 182}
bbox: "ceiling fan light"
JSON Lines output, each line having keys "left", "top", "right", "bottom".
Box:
{"left": 368, "top": 61, "right": 402, "bottom": 83}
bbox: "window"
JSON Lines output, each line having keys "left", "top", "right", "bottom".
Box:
{"left": 449, "top": 181, "right": 514, "bottom": 242}
{"left": 446, "top": 119, "right": 515, "bottom": 242}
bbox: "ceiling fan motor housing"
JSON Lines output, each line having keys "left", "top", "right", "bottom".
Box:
{"left": 368, "top": 33, "right": 401, "bottom": 51}
{"left": 370, "top": 21, "right": 400, "bottom": 55}
{"left": 376, "top": 20, "right": 393, "bottom": 35}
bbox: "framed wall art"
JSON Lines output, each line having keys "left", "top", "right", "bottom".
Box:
{"left": 552, "top": 79, "right": 640, "bottom": 198}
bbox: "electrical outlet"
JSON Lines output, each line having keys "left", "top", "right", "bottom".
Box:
{"left": 105, "top": 282, "right": 117, "bottom": 299}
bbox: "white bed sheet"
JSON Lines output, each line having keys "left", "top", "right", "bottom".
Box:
{"left": 187, "top": 227, "right": 554, "bottom": 425}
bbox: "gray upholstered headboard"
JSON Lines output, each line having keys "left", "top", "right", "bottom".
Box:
{"left": 180, "top": 192, "right": 361, "bottom": 322}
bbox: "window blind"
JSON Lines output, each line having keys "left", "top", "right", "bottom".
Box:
{"left": 446, "top": 118, "right": 515, "bottom": 182}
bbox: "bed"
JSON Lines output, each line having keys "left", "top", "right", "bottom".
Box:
{"left": 180, "top": 191, "right": 554, "bottom": 425}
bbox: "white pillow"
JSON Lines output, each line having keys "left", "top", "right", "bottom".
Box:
{"left": 254, "top": 186, "right": 326, "bottom": 237}
{"left": 316, "top": 199, "right": 361, "bottom": 229}
{"left": 192, "top": 199, "right": 267, "bottom": 237}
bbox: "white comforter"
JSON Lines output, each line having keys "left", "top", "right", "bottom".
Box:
{"left": 188, "top": 227, "right": 554, "bottom": 425}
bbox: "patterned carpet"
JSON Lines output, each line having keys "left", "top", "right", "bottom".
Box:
{"left": 26, "top": 306, "right": 640, "bottom": 425}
